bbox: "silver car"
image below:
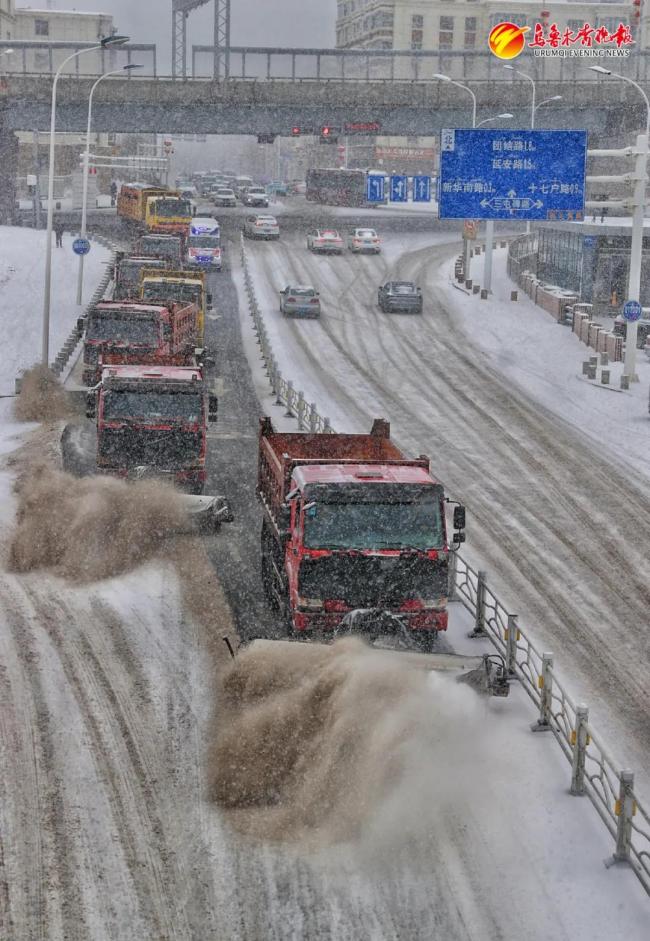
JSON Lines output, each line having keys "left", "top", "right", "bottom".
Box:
{"left": 279, "top": 284, "right": 321, "bottom": 318}
{"left": 348, "top": 227, "right": 381, "bottom": 253}
{"left": 213, "top": 187, "right": 236, "bottom": 207}
{"left": 243, "top": 214, "right": 280, "bottom": 239}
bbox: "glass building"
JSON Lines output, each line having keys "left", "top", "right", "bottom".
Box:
{"left": 536, "top": 221, "right": 650, "bottom": 312}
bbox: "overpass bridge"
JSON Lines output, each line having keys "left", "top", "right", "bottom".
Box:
{"left": 1, "top": 74, "right": 647, "bottom": 138}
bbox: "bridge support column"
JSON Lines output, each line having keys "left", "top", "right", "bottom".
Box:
{"left": 0, "top": 111, "right": 18, "bottom": 225}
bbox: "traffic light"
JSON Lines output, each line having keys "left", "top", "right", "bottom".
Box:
{"left": 257, "top": 133, "right": 276, "bottom": 144}
{"left": 291, "top": 126, "right": 301, "bottom": 137}
{"left": 320, "top": 125, "right": 339, "bottom": 144}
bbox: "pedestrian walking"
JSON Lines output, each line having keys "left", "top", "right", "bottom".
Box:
{"left": 54, "top": 219, "right": 65, "bottom": 248}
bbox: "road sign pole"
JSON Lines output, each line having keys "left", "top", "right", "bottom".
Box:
{"left": 463, "top": 236, "right": 471, "bottom": 282}
{"left": 484, "top": 219, "right": 494, "bottom": 292}
{"left": 624, "top": 132, "right": 647, "bottom": 383}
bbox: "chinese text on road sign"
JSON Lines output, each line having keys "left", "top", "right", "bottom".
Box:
{"left": 439, "top": 129, "right": 587, "bottom": 221}
{"left": 622, "top": 299, "right": 642, "bottom": 322}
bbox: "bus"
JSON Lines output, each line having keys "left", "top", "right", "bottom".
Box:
{"left": 306, "top": 168, "right": 383, "bottom": 207}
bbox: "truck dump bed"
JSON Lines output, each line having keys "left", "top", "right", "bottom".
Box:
{"left": 258, "top": 417, "right": 429, "bottom": 517}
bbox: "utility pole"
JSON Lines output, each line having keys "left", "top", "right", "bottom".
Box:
{"left": 32, "top": 130, "right": 42, "bottom": 229}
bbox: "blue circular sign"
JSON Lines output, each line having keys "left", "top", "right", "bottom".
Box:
{"left": 622, "top": 299, "right": 642, "bottom": 322}
{"left": 72, "top": 237, "right": 91, "bottom": 256}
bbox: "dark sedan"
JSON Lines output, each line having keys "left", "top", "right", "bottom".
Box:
{"left": 378, "top": 281, "right": 423, "bottom": 313}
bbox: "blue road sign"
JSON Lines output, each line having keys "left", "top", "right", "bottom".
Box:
{"left": 72, "top": 237, "right": 91, "bottom": 256}
{"left": 412, "top": 175, "right": 431, "bottom": 203}
{"left": 622, "top": 299, "right": 642, "bottom": 322}
{"left": 439, "top": 129, "right": 587, "bottom": 221}
{"left": 390, "top": 175, "right": 408, "bottom": 203}
{"left": 366, "top": 174, "right": 385, "bottom": 203}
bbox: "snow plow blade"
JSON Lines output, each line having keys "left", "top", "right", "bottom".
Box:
{"left": 238, "top": 639, "right": 509, "bottom": 696}
{"left": 175, "top": 494, "right": 233, "bottom": 533}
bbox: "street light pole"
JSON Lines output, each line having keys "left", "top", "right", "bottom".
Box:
{"left": 434, "top": 73, "right": 478, "bottom": 281}
{"left": 590, "top": 66, "right": 650, "bottom": 382}
{"left": 76, "top": 63, "right": 142, "bottom": 306}
{"left": 41, "top": 35, "right": 129, "bottom": 367}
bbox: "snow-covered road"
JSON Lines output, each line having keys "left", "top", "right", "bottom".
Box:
{"left": 1, "top": 225, "right": 648, "bottom": 938}
{"left": 241, "top": 229, "right": 650, "bottom": 786}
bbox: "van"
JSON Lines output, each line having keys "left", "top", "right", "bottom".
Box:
{"left": 187, "top": 216, "right": 222, "bottom": 270}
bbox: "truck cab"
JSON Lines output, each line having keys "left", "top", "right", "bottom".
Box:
{"left": 88, "top": 364, "right": 218, "bottom": 494}
{"left": 258, "top": 418, "right": 465, "bottom": 644}
{"left": 145, "top": 194, "right": 192, "bottom": 235}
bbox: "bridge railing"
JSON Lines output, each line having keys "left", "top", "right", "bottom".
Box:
{"left": 191, "top": 44, "right": 650, "bottom": 85}
{"left": 0, "top": 40, "right": 157, "bottom": 77}
{"left": 243, "top": 237, "right": 650, "bottom": 898}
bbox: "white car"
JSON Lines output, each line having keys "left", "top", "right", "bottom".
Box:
{"left": 348, "top": 227, "right": 381, "bottom": 254}
{"left": 307, "top": 229, "right": 344, "bottom": 254}
{"left": 242, "top": 187, "right": 269, "bottom": 208}
{"left": 243, "top": 214, "right": 280, "bottom": 240}
{"left": 213, "top": 188, "right": 237, "bottom": 207}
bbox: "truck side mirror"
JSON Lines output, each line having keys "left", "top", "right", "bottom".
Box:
{"left": 85, "top": 392, "right": 96, "bottom": 419}
{"left": 453, "top": 505, "right": 466, "bottom": 531}
{"left": 208, "top": 394, "right": 218, "bottom": 422}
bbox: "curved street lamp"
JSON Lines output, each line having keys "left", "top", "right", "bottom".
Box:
{"left": 42, "top": 34, "right": 129, "bottom": 366}
{"left": 434, "top": 73, "right": 477, "bottom": 128}
{"left": 77, "top": 63, "right": 143, "bottom": 305}
{"left": 588, "top": 65, "right": 649, "bottom": 381}
{"left": 475, "top": 112, "right": 514, "bottom": 128}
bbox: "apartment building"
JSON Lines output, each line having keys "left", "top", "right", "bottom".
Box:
{"left": 13, "top": 4, "right": 115, "bottom": 72}
{"left": 0, "top": 0, "right": 14, "bottom": 41}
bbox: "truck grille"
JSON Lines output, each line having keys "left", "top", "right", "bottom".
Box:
{"left": 298, "top": 554, "right": 447, "bottom": 608}
{"left": 98, "top": 428, "right": 201, "bottom": 469}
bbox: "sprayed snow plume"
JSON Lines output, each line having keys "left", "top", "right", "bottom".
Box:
{"left": 211, "top": 636, "right": 494, "bottom": 847}
{"left": 8, "top": 464, "right": 187, "bottom": 581}
{"left": 13, "top": 364, "right": 72, "bottom": 422}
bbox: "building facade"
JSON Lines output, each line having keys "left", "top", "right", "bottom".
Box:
{"left": 336, "top": 0, "right": 638, "bottom": 56}
{"left": 12, "top": 5, "right": 115, "bottom": 73}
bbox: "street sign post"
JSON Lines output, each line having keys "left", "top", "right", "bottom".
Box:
{"left": 72, "top": 237, "right": 91, "bottom": 256}
{"left": 622, "top": 299, "right": 642, "bottom": 322}
{"left": 366, "top": 174, "right": 385, "bottom": 203}
{"left": 439, "top": 129, "right": 587, "bottom": 221}
{"left": 412, "top": 175, "right": 432, "bottom": 202}
{"left": 390, "top": 175, "right": 408, "bottom": 203}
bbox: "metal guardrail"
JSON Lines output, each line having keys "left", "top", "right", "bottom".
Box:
{"left": 452, "top": 556, "right": 650, "bottom": 896}
{"left": 244, "top": 233, "right": 650, "bottom": 896}
{"left": 240, "top": 233, "right": 333, "bottom": 434}
{"left": 51, "top": 233, "right": 116, "bottom": 379}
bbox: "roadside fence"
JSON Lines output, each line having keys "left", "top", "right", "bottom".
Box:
{"left": 240, "top": 233, "right": 333, "bottom": 433}
{"left": 244, "top": 234, "right": 650, "bottom": 898}
{"left": 51, "top": 233, "right": 117, "bottom": 380}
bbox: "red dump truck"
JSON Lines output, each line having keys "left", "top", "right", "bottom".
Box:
{"left": 257, "top": 417, "right": 465, "bottom": 645}
{"left": 87, "top": 364, "right": 218, "bottom": 493}
{"left": 82, "top": 301, "right": 198, "bottom": 386}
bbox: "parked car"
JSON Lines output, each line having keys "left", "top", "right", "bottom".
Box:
{"left": 243, "top": 213, "right": 280, "bottom": 239}
{"left": 307, "top": 229, "right": 344, "bottom": 254}
{"left": 378, "top": 281, "right": 423, "bottom": 313}
{"left": 279, "top": 284, "right": 321, "bottom": 318}
{"left": 213, "top": 187, "right": 237, "bottom": 208}
{"left": 242, "top": 186, "right": 270, "bottom": 208}
{"left": 348, "top": 227, "right": 381, "bottom": 254}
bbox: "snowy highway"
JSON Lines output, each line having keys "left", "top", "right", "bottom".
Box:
{"left": 1, "top": 224, "right": 649, "bottom": 939}
{"left": 240, "top": 226, "right": 650, "bottom": 783}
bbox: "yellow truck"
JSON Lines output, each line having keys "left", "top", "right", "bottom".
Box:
{"left": 117, "top": 184, "right": 192, "bottom": 236}
{"left": 140, "top": 268, "right": 211, "bottom": 348}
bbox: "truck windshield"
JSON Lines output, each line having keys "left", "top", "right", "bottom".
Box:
{"left": 87, "top": 314, "right": 159, "bottom": 345}
{"left": 189, "top": 235, "right": 219, "bottom": 249}
{"left": 152, "top": 198, "right": 192, "bottom": 218}
{"left": 139, "top": 238, "right": 181, "bottom": 259}
{"left": 303, "top": 486, "right": 443, "bottom": 550}
{"left": 102, "top": 391, "right": 202, "bottom": 421}
{"left": 142, "top": 282, "right": 202, "bottom": 306}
